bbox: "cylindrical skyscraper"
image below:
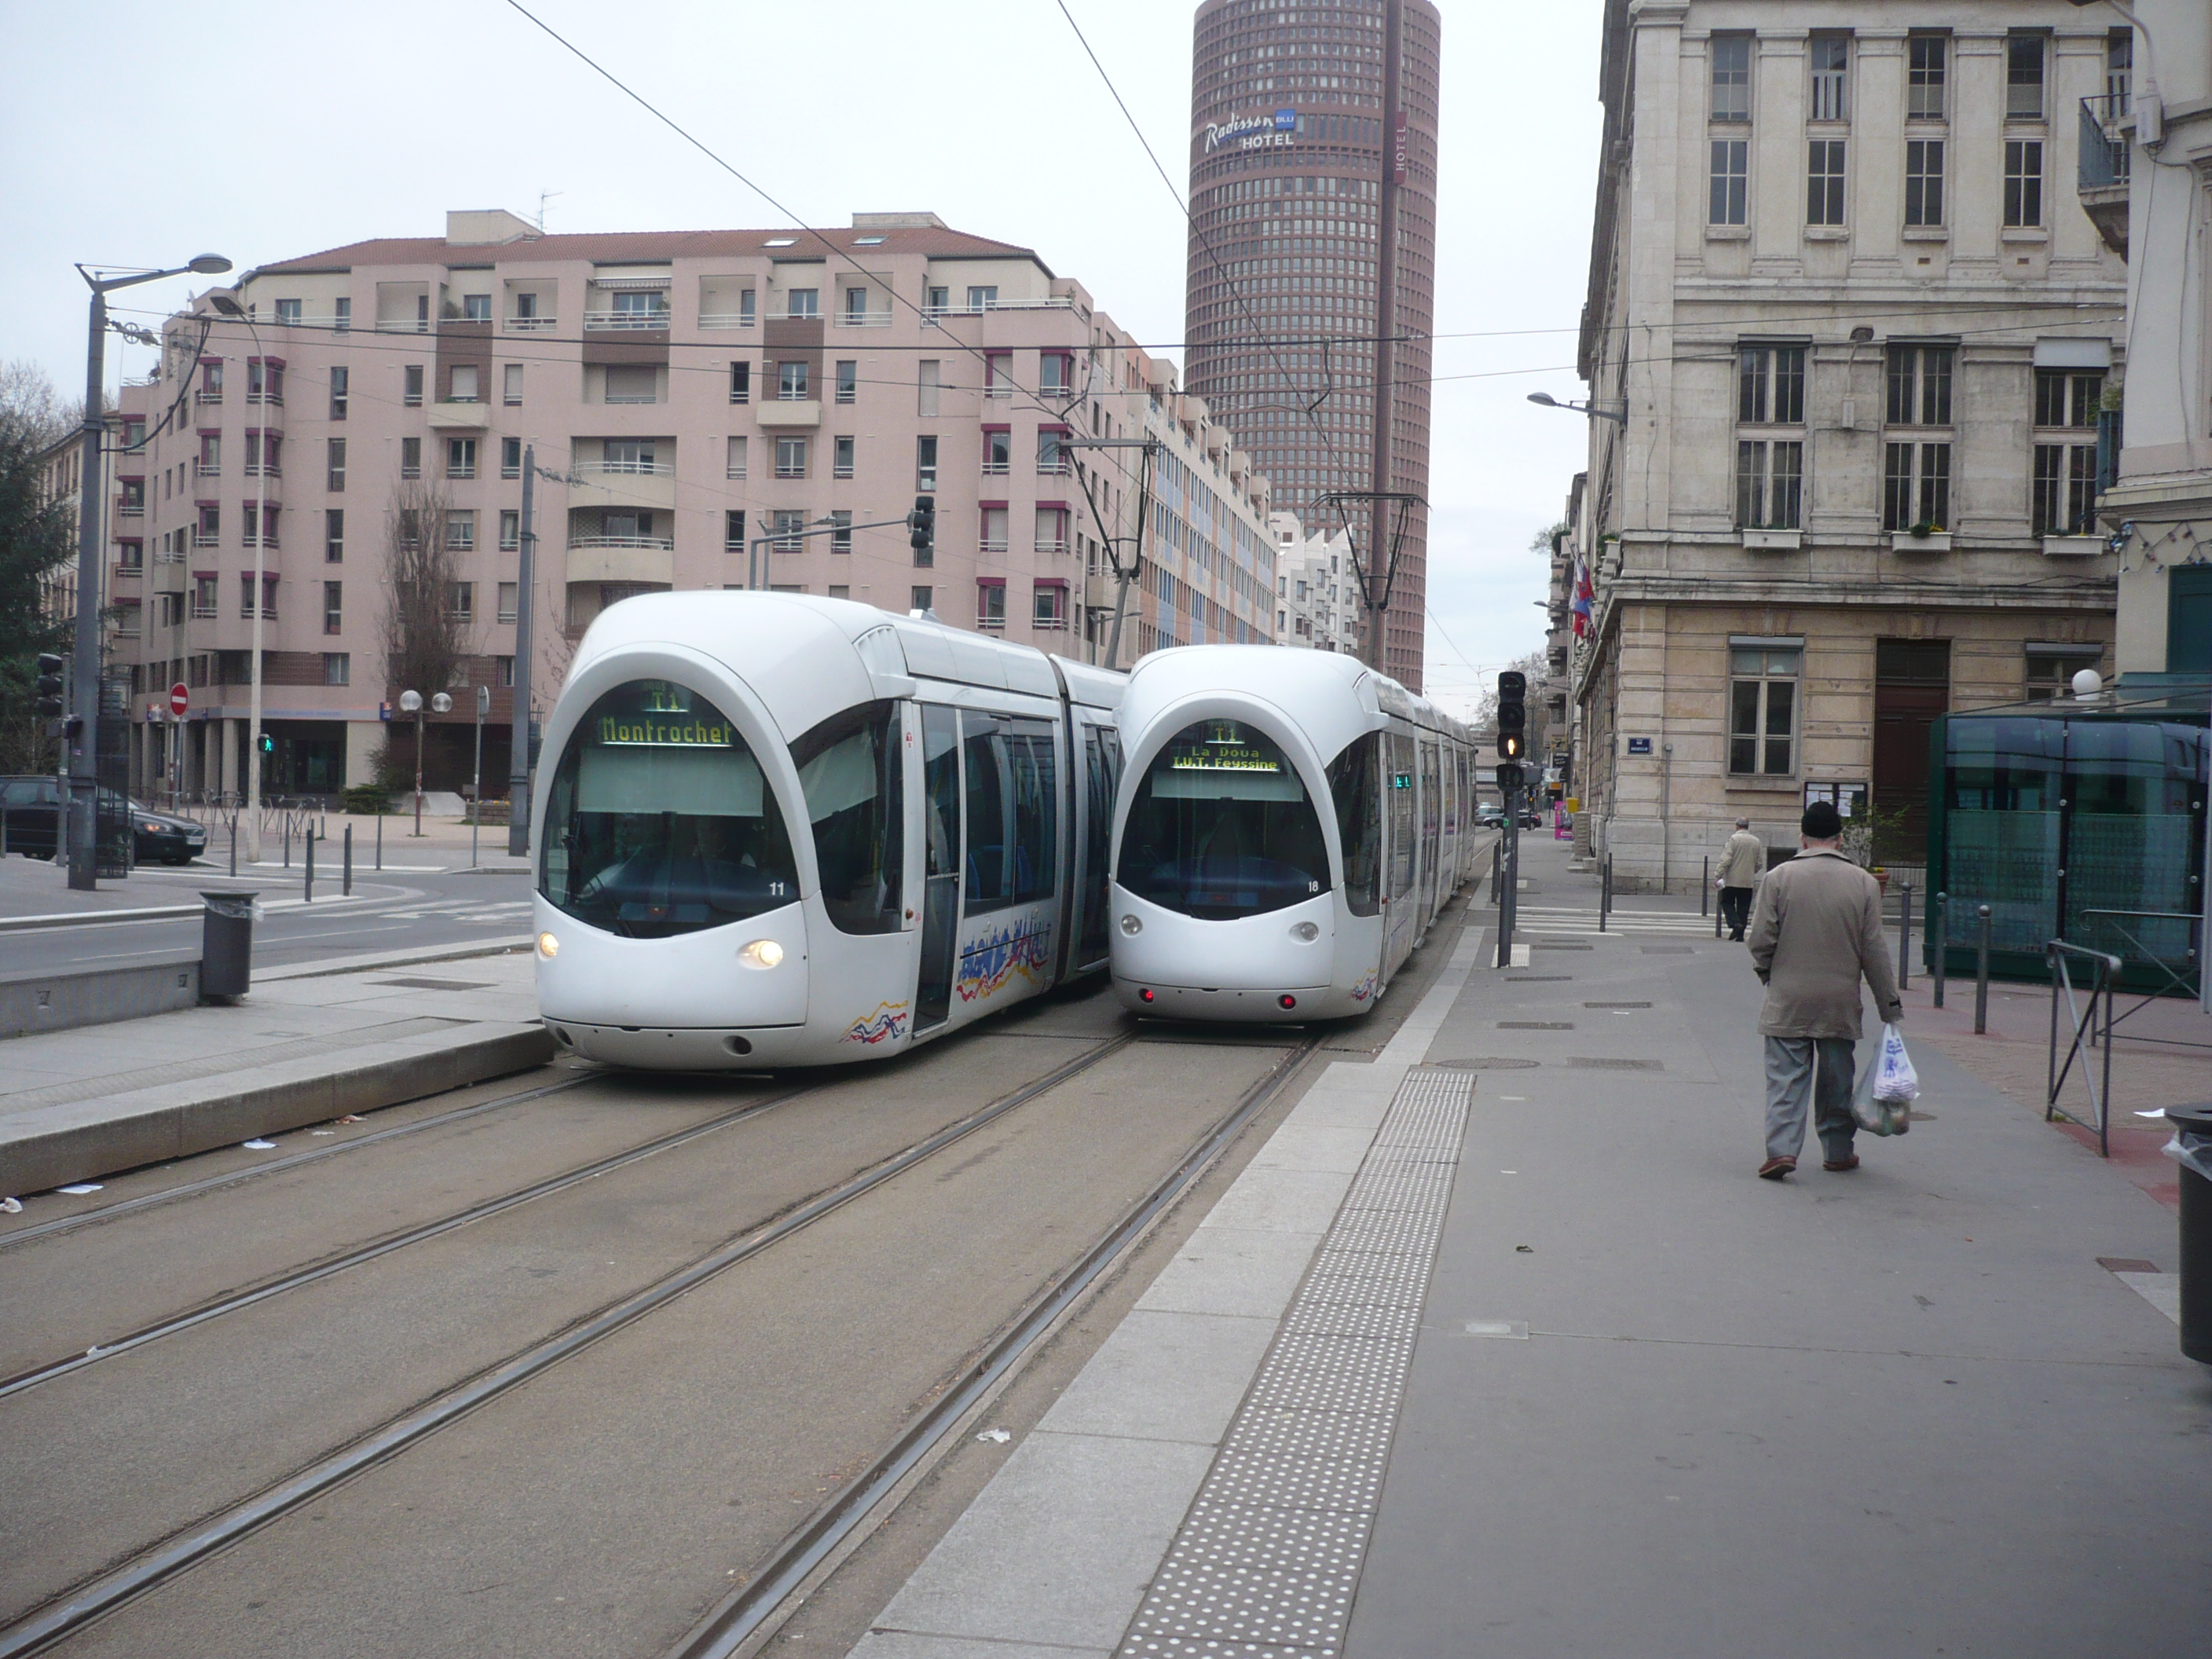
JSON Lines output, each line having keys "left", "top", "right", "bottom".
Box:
{"left": 1185, "top": 0, "right": 1439, "bottom": 689}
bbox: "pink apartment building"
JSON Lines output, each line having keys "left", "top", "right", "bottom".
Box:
{"left": 102, "top": 210, "right": 1277, "bottom": 798}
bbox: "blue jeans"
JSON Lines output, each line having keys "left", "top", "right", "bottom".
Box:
{"left": 1764, "top": 1036, "right": 1857, "bottom": 1163}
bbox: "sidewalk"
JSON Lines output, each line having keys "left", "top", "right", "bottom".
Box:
{"left": 0, "top": 946, "right": 550, "bottom": 1199}
{"left": 848, "top": 833, "right": 2209, "bottom": 1657}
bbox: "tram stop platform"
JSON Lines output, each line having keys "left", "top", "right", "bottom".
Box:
{"left": 846, "top": 833, "right": 2210, "bottom": 1657}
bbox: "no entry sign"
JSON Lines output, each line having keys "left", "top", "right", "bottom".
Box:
{"left": 169, "top": 683, "right": 189, "bottom": 718}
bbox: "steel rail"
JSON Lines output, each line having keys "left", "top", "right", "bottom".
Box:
{"left": 0, "top": 1071, "right": 599, "bottom": 1253}
{"left": 0, "top": 1031, "right": 1140, "bottom": 1658}
{"left": 664, "top": 1031, "right": 1327, "bottom": 1659}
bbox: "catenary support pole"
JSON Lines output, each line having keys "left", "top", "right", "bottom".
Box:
{"left": 67, "top": 288, "right": 108, "bottom": 889}
{"left": 342, "top": 823, "right": 352, "bottom": 896}
{"left": 507, "top": 448, "right": 536, "bottom": 858}
{"left": 1974, "top": 903, "right": 1993, "bottom": 1035}
{"left": 1898, "top": 880, "right": 1913, "bottom": 990}
{"left": 1932, "top": 892, "right": 1947, "bottom": 1008}
{"left": 304, "top": 825, "right": 313, "bottom": 903}
{"left": 1361, "top": 0, "right": 1404, "bottom": 671}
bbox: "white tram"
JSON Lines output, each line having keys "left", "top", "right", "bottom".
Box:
{"left": 1108, "top": 647, "right": 1480, "bottom": 1021}
{"left": 531, "top": 593, "right": 1126, "bottom": 1069}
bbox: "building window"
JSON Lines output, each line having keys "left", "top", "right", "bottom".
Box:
{"left": 1738, "top": 346, "right": 1804, "bottom": 424}
{"left": 836, "top": 360, "right": 857, "bottom": 404}
{"left": 1034, "top": 584, "right": 1068, "bottom": 629}
{"left": 447, "top": 437, "right": 477, "bottom": 479}
{"left": 983, "top": 430, "right": 1011, "bottom": 475}
{"left": 833, "top": 434, "right": 855, "bottom": 478}
{"left": 243, "top": 502, "right": 278, "bottom": 548}
{"left": 200, "top": 433, "right": 221, "bottom": 476}
{"left": 2033, "top": 445, "right": 2098, "bottom": 536}
{"left": 448, "top": 511, "right": 475, "bottom": 551}
{"left": 843, "top": 287, "right": 869, "bottom": 323}
{"left": 248, "top": 431, "right": 280, "bottom": 477}
{"left": 1728, "top": 646, "right": 1800, "bottom": 776}
{"left": 981, "top": 506, "right": 1009, "bottom": 554}
{"left": 2006, "top": 32, "right": 2045, "bottom": 120}
{"left": 2004, "top": 140, "right": 2043, "bottom": 227}
{"left": 775, "top": 437, "right": 808, "bottom": 479}
{"left": 1038, "top": 428, "right": 1068, "bottom": 474}
{"left": 1035, "top": 505, "right": 1071, "bottom": 554}
{"left": 498, "top": 581, "right": 518, "bottom": 623}
{"left": 603, "top": 364, "right": 657, "bottom": 404}
{"left": 329, "top": 365, "right": 348, "bottom": 419}
{"left": 1736, "top": 441, "right": 1804, "bottom": 529}
{"left": 738, "top": 289, "right": 756, "bottom": 326}
{"left": 500, "top": 509, "right": 520, "bottom": 551}
{"left": 977, "top": 580, "right": 1006, "bottom": 628}
{"left": 2035, "top": 368, "right": 2103, "bottom": 429}
{"left": 449, "top": 364, "right": 480, "bottom": 402}
{"left": 772, "top": 510, "right": 804, "bottom": 552}
{"left": 275, "top": 298, "right": 302, "bottom": 326}
{"left": 1885, "top": 345, "right": 1953, "bottom": 426}
{"left": 1040, "top": 353, "right": 1073, "bottom": 398}
{"left": 1806, "top": 140, "right": 1846, "bottom": 226}
{"left": 724, "top": 509, "right": 747, "bottom": 551}
{"left": 401, "top": 437, "right": 422, "bottom": 479}
{"left": 462, "top": 293, "right": 492, "bottom": 322}
{"left": 985, "top": 353, "right": 1013, "bottom": 397}
{"left": 116, "top": 539, "right": 143, "bottom": 572}
{"left": 504, "top": 363, "right": 523, "bottom": 405}
{"left": 448, "top": 581, "right": 474, "bottom": 621}
{"left": 729, "top": 361, "right": 752, "bottom": 404}
{"left": 1907, "top": 36, "right": 1946, "bottom": 119}
{"left": 240, "top": 572, "right": 276, "bottom": 618}
{"left": 1904, "top": 140, "right": 1945, "bottom": 227}
{"left": 1883, "top": 441, "right": 1951, "bottom": 532}
{"left": 404, "top": 364, "right": 423, "bottom": 406}
{"left": 247, "top": 359, "right": 282, "bottom": 405}
{"left": 1709, "top": 140, "right": 1749, "bottom": 225}
{"left": 967, "top": 285, "right": 998, "bottom": 311}
{"left": 726, "top": 436, "right": 748, "bottom": 480}
{"left": 916, "top": 434, "right": 939, "bottom": 492}
{"left": 500, "top": 436, "right": 522, "bottom": 479}
{"left": 324, "top": 580, "right": 342, "bottom": 635}
{"left": 333, "top": 296, "right": 351, "bottom": 332}
{"left": 785, "top": 287, "right": 819, "bottom": 319}
{"left": 830, "top": 510, "right": 851, "bottom": 553}
{"left": 497, "top": 655, "right": 516, "bottom": 687}
{"left": 325, "top": 437, "right": 345, "bottom": 492}
{"left": 1808, "top": 36, "right": 1848, "bottom": 122}
{"left": 2026, "top": 648, "right": 2100, "bottom": 702}
{"left": 1710, "top": 35, "right": 1752, "bottom": 121}
{"left": 324, "top": 652, "right": 350, "bottom": 686}
{"left": 911, "top": 584, "right": 933, "bottom": 612}
{"left": 778, "top": 361, "right": 809, "bottom": 401}
{"left": 917, "top": 361, "right": 940, "bottom": 417}
{"left": 199, "top": 358, "right": 224, "bottom": 403}
{"left": 192, "top": 575, "right": 218, "bottom": 617}
{"left": 325, "top": 508, "right": 343, "bottom": 562}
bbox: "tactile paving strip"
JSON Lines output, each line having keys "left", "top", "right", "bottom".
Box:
{"left": 1116, "top": 1067, "right": 1473, "bottom": 1658}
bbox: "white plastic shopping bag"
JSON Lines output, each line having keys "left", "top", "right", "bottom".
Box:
{"left": 1850, "top": 1024, "right": 1916, "bottom": 1137}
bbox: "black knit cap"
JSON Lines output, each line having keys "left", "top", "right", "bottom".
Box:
{"left": 1801, "top": 800, "right": 1844, "bottom": 839}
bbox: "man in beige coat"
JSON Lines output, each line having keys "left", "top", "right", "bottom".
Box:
{"left": 1716, "top": 818, "right": 1764, "bottom": 940}
{"left": 1745, "top": 800, "right": 1904, "bottom": 1179}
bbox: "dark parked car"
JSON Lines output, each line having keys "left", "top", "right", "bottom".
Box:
{"left": 0, "top": 777, "right": 208, "bottom": 865}
{"left": 1475, "top": 804, "right": 1506, "bottom": 830}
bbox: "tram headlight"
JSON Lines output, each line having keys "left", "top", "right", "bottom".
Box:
{"left": 1291, "top": 921, "right": 1320, "bottom": 942}
{"left": 1119, "top": 914, "right": 1142, "bottom": 936}
{"left": 536, "top": 932, "right": 559, "bottom": 960}
{"left": 739, "top": 939, "right": 786, "bottom": 969}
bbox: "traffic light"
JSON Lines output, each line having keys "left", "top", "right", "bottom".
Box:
{"left": 34, "top": 654, "right": 64, "bottom": 719}
{"left": 907, "top": 495, "right": 935, "bottom": 560}
{"left": 259, "top": 732, "right": 276, "bottom": 754}
{"left": 1496, "top": 670, "right": 1527, "bottom": 761}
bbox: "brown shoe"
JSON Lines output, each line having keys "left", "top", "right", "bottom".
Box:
{"left": 1758, "top": 1156, "right": 1796, "bottom": 1181}
{"left": 1822, "top": 1154, "right": 1861, "bottom": 1173}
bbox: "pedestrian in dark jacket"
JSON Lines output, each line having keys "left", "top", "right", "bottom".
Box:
{"left": 1745, "top": 801, "right": 1903, "bottom": 1180}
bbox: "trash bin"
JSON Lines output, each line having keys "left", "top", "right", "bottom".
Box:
{"left": 200, "top": 891, "right": 255, "bottom": 1000}
{"left": 2168, "top": 1104, "right": 2212, "bottom": 1366}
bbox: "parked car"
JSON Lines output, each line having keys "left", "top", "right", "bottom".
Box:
{"left": 1475, "top": 803, "right": 1506, "bottom": 829}
{"left": 0, "top": 777, "right": 209, "bottom": 864}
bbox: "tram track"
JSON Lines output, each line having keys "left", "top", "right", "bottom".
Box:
{"left": 0, "top": 1028, "right": 1151, "bottom": 1657}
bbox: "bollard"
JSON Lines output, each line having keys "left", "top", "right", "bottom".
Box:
{"left": 1974, "top": 903, "right": 1993, "bottom": 1034}
{"left": 1932, "top": 892, "right": 1948, "bottom": 1009}
{"left": 304, "top": 827, "right": 314, "bottom": 903}
{"left": 1701, "top": 855, "right": 1710, "bottom": 918}
{"left": 1490, "top": 840, "right": 1501, "bottom": 905}
{"left": 283, "top": 818, "right": 291, "bottom": 869}
{"left": 375, "top": 811, "right": 383, "bottom": 872}
{"left": 229, "top": 818, "right": 237, "bottom": 878}
{"left": 1600, "top": 855, "right": 1612, "bottom": 932}
{"left": 1898, "top": 881, "right": 1913, "bottom": 991}
{"left": 343, "top": 824, "right": 353, "bottom": 896}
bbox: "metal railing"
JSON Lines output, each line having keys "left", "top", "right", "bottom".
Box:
{"left": 833, "top": 310, "right": 893, "bottom": 327}
{"left": 503, "top": 315, "right": 558, "bottom": 331}
{"left": 568, "top": 534, "right": 675, "bottom": 551}
{"left": 579, "top": 460, "right": 674, "bottom": 476}
{"left": 582, "top": 309, "right": 671, "bottom": 330}
{"left": 2046, "top": 939, "right": 2121, "bottom": 1156}
{"left": 375, "top": 317, "right": 432, "bottom": 333}
{"left": 698, "top": 313, "right": 754, "bottom": 330}
{"left": 2078, "top": 94, "right": 2131, "bottom": 191}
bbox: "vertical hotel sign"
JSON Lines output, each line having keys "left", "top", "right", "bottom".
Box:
{"left": 1392, "top": 112, "right": 1408, "bottom": 184}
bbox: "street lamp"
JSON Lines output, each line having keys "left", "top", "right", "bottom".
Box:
{"left": 398, "top": 689, "right": 452, "bottom": 837}
{"left": 1527, "top": 391, "right": 1628, "bottom": 425}
{"left": 204, "top": 290, "right": 272, "bottom": 864}
{"left": 66, "top": 253, "right": 232, "bottom": 889}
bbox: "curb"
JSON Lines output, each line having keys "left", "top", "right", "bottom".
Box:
{"left": 0, "top": 1023, "right": 557, "bottom": 1198}
{"left": 255, "top": 936, "right": 536, "bottom": 982}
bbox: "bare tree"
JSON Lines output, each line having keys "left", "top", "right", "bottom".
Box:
{"left": 381, "top": 481, "right": 466, "bottom": 708}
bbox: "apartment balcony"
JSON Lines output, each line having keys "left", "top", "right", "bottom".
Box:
{"left": 566, "top": 539, "right": 674, "bottom": 588}
{"left": 980, "top": 461, "right": 1010, "bottom": 478}
{"left": 568, "top": 463, "right": 676, "bottom": 512}
{"left": 756, "top": 399, "right": 821, "bottom": 429}
{"left": 429, "top": 401, "right": 490, "bottom": 429}
{"left": 923, "top": 297, "right": 1078, "bottom": 320}
{"left": 584, "top": 309, "right": 672, "bottom": 332}
{"left": 504, "top": 315, "right": 558, "bottom": 332}
{"left": 1035, "top": 538, "right": 1071, "bottom": 557}
{"left": 698, "top": 313, "right": 755, "bottom": 330}
{"left": 980, "top": 538, "right": 1010, "bottom": 555}
{"left": 833, "top": 309, "right": 893, "bottom": 328}
{"left": 375, "top": 317, "right": 432, "bottom": 334}
{"left": 2077, "top": 95, "right": 2131, "bottom": 255}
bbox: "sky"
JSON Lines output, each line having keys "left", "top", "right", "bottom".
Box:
{"left": 0, "top": 0, "right": 1604, "bottom": 723}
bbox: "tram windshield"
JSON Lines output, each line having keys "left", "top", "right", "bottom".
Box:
{"left": 539, "top": 679, "right": 798, "bottom": 938}
{"left": 1117, "top": 720, "right": 1330, "bottom": 919}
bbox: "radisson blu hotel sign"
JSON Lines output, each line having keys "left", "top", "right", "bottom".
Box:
{"left": 1205, "top": 108, "right": 1298, "bottom": 152}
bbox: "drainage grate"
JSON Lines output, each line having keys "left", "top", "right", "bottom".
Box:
{"left": 1505, "top": 976, "right": 1573, "bottom": 983}
{"left": 372, "top": 976, "right": 492, "bottom": 991}
{"left": 1584, "top": 1001, "right": 1651, "bottom": 1009}
{"left": 1115, "top": 1068, "right": 1472, "bottom": 1659}
{"left": 1640, "top": 946, "right": 1694, "bottom": 955}
{"left": 1498, "top": 1020, "right": 1573, "bottom": 1030}
{"left": 1567, "top": 1056, "right": 1662, "bottom": 1071}
{"left": 1425, "top": 1056, "right": 1539, "bottom": 1070}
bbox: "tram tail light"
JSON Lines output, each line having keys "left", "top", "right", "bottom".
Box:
{"left": 1138, "top": 987, "right": 1155, "bottom": 1003}
{"left": 1279, "top": 994, "right": 1298, "bottom": 1010}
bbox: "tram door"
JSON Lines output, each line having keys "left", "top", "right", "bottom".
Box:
{"left": 915, "top": 705, "right": 962, "bottom": 1031}
{"left": 1075, "top": 724, "right": 1122, "bottom": 969}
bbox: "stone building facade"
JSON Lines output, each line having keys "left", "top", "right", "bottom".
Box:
{"left": 1269, "top": 511, "right": 1361, "bottom": 653}
{"left": 1566, "top": 0, "right": 2128, "bottom": 888}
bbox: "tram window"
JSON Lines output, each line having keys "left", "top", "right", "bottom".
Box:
{"left": 790, "top": 698, "right": 903, "bottom": 934}
{"left": 1386, "top": 731, "right": 1416, "bottom": 899}
{"left": 1119, "top": 719, "right": 1330, "bottom": 920}
{"left": 961, "top": 714, "right": 1056, "bottom": 911}
{"left": 924, "top": 707, "right": 960, "bottom": 879}
{"left": 1080, "top": 727, "right": 1115, "bottom": 956}
{"left": 1326, "top": 733, "right": 1382, "bottom": 917}
{"left": 1009, "top": 722, "right": 1057, "bottom": 903}
{"left": 539, "top": 679, "right": 797, "bottom": 938}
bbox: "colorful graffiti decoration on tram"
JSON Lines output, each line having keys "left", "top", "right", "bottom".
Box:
{"left": 843, "top": 1002, "right": 910, "bottom": 1046}
{"left": 1348, "top": 969, "right": 1379, "bottom": 1004}
{"left": 957, "top": 921, "right": 1053, "bottom": 1003}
